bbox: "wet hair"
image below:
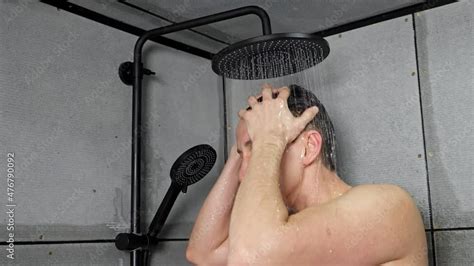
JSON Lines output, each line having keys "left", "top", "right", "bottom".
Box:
{"left": 248, "top": 84, "right": 337, "bottom": 171}
{"left": 287, "top": 84, "right": 336, "bottom": 171}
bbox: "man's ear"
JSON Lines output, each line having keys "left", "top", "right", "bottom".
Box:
{"left": 302, "top": 130, "right": 323, "bottom": 166}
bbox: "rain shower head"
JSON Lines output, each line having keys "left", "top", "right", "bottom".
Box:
{"left": 212, "top": 33, "right": 330, "bottom": 80}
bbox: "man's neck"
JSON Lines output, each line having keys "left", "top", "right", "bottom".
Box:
{"left": 291, "top": 164, "right": 351, "bottom": 212}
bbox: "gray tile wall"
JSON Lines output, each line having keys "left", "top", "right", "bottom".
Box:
{"left": 0, "top": 1, "right": 222, "bottom": 265}
{"left": 3, "top": 243, "right": 128, "bottom": 265}
{"left": 0, "top": 1, "right": 471, "bottom": 265}
{"left": 415, "top": 0, "right": 473, "bottom": 229}
{"left": 435, "top": 231, "right": 474, "bottom": 266}
{"left": 139, "top": 40, "right": 224, "bottom": 239}
{"left": 0, "top": 1, "right": 134, "bottom": 242}
{"left": 415, "top": 1, "right": 474, "bottom": 265}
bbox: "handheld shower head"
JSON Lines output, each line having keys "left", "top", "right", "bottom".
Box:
{"left": 147, "top": 144, "right": 216, "bottom": 238}
{"left": 170, "top": 144, "right": 217, "bottom": 187}
{"left": 212, "top": 33, "right": 330, "bottom": 80}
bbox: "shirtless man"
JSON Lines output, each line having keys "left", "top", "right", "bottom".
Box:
{"left": 186, "top": 84, "right": 427, "bottom": 265}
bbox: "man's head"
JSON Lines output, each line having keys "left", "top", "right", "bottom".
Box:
{"left": 236, "top": 84, "right": 337, "bottom": 202}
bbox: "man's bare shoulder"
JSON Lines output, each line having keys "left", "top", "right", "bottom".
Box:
{"left": 323, "top": 183, "right": 425, "bottom": 264}
{"left": 296, "top": 183, "right": 419, "bottom": 226}
{"left": 338, "top": 183, "right": 414, "bottom": 206}
{"left": 333, "top": 183, "right": 422, "bottom": 224}
{"left": 339, "top": 183, "right": 427, "bottom": 260}
{"left": 296, "top": 183, "right": 416, "bottom": 217}
{"left": 284, "top": 183, "right": 427, "bottom": 265}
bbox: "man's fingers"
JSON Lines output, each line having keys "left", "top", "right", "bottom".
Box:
{"left": 262, "top": 83, "right": 272, "bottom": 90}
{"left": 296, "top": 106, "right": 319, "bottom": 129}
{"left": 261, "top": 86, "right": 272, "bottom": 100}
{"left": 247, "top": 95, "right": 258, "bottom": 108}
{"left": 238, "top": 109, "right": 247, "bottom": 119}
{"left": 261, "top": 83, "right": 272, "bottom": 95}
{"left": 276, "top": 86, "right": 290, "bottom": 100}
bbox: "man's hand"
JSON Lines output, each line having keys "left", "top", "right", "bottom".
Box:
{"left": 238, "top": 84, "right": 319, "bottom": 146}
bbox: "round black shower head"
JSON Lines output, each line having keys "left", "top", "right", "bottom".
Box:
{"left": 212, "top": 33, "right": 330, "bottom": 80}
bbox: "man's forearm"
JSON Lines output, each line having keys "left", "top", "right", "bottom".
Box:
{"left": 229, "top": 140, "right": 289, "bottom": 253}
{"left": 188, "top": 152, "right": 240, "bottom": 256}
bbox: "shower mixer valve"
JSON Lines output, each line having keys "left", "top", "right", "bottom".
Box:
{"left": 118, "top": 61, "right": 156, "bottom": 86}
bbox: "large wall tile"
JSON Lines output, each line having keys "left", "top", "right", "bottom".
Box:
{"left": 415, "top": 1, "right": 474, "bottom": 228}
{"left": 140, "top": 40, "right": 224, "bottom": 239}
{"left": 0, "top": 243, "right": 127, "bottom": 265}
{"left": 0, "top": 1, "right": 133, "bottom": 241}
{"left": 435, "top": 230, "right": 474, "bottom": 265}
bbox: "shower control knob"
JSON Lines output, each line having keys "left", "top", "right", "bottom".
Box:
{"left": 143, "top": 68, "right": 156, "bottom": 76}
{"left": 118, "top": 61, "right": 155, "bottom": 86}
